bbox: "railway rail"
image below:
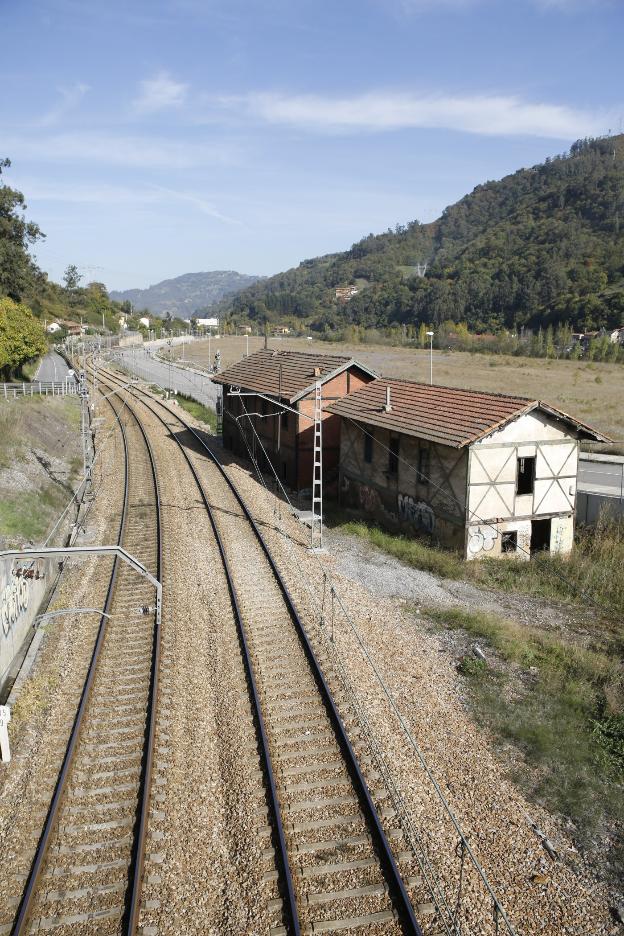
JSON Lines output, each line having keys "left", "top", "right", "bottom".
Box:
{"left": 95, "top": 363, "right": 424, "bottom": 936}
{"left": 8, "top": 381, "right": 161, "bottom": 935}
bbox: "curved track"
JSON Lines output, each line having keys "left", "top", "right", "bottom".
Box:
{"left": 11, "top": 383, "right": 161, "bottom": 935}
{"left": 96, "top": 363, "right": 423, "bottom": 936}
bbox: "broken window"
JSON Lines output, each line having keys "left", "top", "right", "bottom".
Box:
{"left": 501, "top": 530, "right": 518, "bottom": 553}
{"left": 364, "top": 430, "right": 373, "bottom": 464}
{"left": 388, "top": 436, "right": 399, "bottom": 475}
{"left": 516, "top": 456, "right": 536, "bottom": 495}
{"left": 416, "top": 446, "right": 430, "bottom": 485}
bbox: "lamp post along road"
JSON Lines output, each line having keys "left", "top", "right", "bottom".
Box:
{"left": 426, "top": 331, "right": 434, "bottom": 385}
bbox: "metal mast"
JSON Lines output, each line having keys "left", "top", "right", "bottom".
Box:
{"left": 310, "top": 380, "right": 323, "bottom": 550}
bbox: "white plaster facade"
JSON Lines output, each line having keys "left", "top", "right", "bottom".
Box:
{"left": 466, "top": 410, "right": 578, "bottom": 559}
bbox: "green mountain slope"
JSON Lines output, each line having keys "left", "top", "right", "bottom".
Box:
{"left": 221, "top": 135, "right": 624, "bottom": 334}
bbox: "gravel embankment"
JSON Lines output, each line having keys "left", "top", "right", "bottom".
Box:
{"left": 0, "top": 403, "right": 124, "bottom": 927}
{"left": 211, "top": 442, "right": 618, "bottom": 936}
{"left": 125, "top": 398, "right": 272, "bottom": 936}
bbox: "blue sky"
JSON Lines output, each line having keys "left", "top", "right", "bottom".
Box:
{"left": 1, "top": 0, "right": 622, "bottom": 291}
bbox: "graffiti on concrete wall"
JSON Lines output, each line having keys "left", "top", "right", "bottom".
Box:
{"left": 1, "top": 559, "right": 51, "bottom": 690}
{"left": 467, "top": 526, "right": 498, "bottom": 555}
{"left": 397, "top": 493, "right": 435, "bottom": 533}
{"left": 359, "top": 484, "right": 382, "bottom": 513}
{"left": 0, "top": 576, "right": 29, "bottom": 637}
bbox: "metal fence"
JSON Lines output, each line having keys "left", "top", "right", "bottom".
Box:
{"left": 2, "top": 380, "right": 78, "bottom": 400}
{"left": 577, "top": 453, "right": 624, "bottom": 525}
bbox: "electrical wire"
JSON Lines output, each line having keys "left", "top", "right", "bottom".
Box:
{"left": 232, "top": 398, "right": 516, "bottom": 936}
{"left": 225, "top": 386, "right": 614, "bottom": 615}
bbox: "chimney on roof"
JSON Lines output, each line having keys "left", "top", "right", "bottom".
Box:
{"left": 314, "top": 366, "right": 321, "bottom": 377}
{"left": 384, "top": 384, "right": 392, "bottom": 413}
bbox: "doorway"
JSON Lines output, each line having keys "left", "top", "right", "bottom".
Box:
{"left": 530, "top": 518, "right": 551, "bottom": 555}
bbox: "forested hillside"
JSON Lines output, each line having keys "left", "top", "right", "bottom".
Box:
{"left": 110, "top": 270, "right": 261, "bottom": 318}
{"left": 220, "top": 135, "right": 624, "bottom": 335}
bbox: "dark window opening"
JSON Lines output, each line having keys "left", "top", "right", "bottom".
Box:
{"left": 531, "top": 518, "right": 551, "bottom": 554}
{"left": 516, "top": 456, "right": 536, "bottom": 495}
{"left": 282, "top": 410, "right": 289, "bottom": 430}
{"left": 501, "top": 530, "right": 517, "bottom": 553}
{"left": 364, "top": 431, "right": 373, "bottom": 464}
{"left": 416, "top": 447, "right": 430, "bottom": 484}
{"left": 388, "top": 436, "right": 399, "bottom": 475}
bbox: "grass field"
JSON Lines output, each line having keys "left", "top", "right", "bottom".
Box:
{"left": 179, "top": 335, "right": 624, "bottom": 440}
{"left": 424, "top": 605, "right": 623, "bottom": 865}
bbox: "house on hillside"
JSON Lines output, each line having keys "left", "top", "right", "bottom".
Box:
{"left": 326, "top": 379, "right": 610, "bottom": 560}
{"left": 61, "top": 321, "right": 83, "bottom": 336}
{"left": 212, "top": 349, "right": 376, "bottom": 491}
{"left": 335, "top": 285, "right": 359, "bottom": 303}
{"left": 46, "top": 322, "right": 62, "bottom": 334}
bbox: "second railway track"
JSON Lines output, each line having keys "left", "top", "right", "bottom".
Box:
{"left": 9, "top": 381, "right": 161, "bottom": 935}
{"left": 96, "top": 364, "right": 424, "bottom": 936}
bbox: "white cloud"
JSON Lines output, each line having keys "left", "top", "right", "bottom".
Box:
{"left": 132, "top": 71, "right": 189, "bottom": 114}
{"left": 395, "top": 0, "right": 476, "bottom": 9}
{"left": 388, "top": 0, "right": 609, "bottom": 11}
{"left": 149, "top": 184, "right": 242, "bottom": 225}
{"left": 222, "top": 90, "right": 611, "bottom": 140}
{"left": 4, "top": 132, "right": 237, "bottom": 170}
{"left": 38, "top": 83, "right": 90, "bottom": 127}
{"left": 15, "top": 179, "right": 240, "bottom": 227}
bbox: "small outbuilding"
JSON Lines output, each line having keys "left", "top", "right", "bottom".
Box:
{"left": 326, "top": 378, "right": 611, "bottom": 559}
{"left": 212, "top": 349, "right": 376, "bottom": 491}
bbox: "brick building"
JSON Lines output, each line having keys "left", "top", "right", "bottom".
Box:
{"left": 327, "top": 378, "right": 609, "bottom": 559}
{"left": 212, "top": 349, "right": 376, "bottom": 491}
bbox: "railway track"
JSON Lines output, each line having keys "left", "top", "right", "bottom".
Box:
{"left": 8, "top": 383, "right": 161, "bottom": 935}
{"left": 96, "top": 364, "right": 424, "bottom": 936}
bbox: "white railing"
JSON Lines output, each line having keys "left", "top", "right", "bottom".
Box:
{"left": 2, "top": 380, "right": 78, "bottom": 400}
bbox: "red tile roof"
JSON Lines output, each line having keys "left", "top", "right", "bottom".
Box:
{"left": 211, "top": 349, "right": 376, "bottom": 403}
{"left": 326, "top": 378, "right": 610, "bottom": 447}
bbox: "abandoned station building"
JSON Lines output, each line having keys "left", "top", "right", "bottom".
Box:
{"left": 327, "top": 378, "right": 610, "bottom": 560}
{"left": 212, "top": 349, "right": 376, "bottom": 491}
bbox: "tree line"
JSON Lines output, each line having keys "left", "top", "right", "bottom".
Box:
{"left": 217, "top": 135, "right": 624, "bottom": 344}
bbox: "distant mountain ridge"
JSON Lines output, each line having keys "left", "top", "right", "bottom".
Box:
{"left": 217, "top": 134, "right": 624, "bottom": 335}
{"left": 110, "top": 270, "right": 261, "bottom": 318}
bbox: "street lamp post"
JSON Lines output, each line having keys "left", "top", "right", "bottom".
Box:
{"left": 426, "top": 331, "right": 434, "bottom": 385}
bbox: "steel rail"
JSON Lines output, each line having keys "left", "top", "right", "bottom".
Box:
{"left": 95, "top": 368, "right": 301, "bottom": 935}
{"left": 11, "top": 374, "right": 161, "bottom": 936}
{"left": 10, "top": 382, "right": 130, "bottom": 935}
{"left": 98, "top": 364, "right": 423, "bottom": 936}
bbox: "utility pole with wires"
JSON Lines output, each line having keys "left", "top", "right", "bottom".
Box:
{"left": 78, "top": 370, "right": 93, "bottom": 496}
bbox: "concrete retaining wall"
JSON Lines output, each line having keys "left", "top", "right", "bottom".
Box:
{"left": 0, "top": 558, "right": 56, "bottom": 691}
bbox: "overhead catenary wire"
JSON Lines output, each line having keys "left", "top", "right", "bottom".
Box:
{"left": 233, "top": 397, "right": 516, "bottom": 936}
{"left": 227, "top": 385, "right": 613, "bottom": 615}
{"left": 342, "top": 416, "right": 611, "bottom": 614}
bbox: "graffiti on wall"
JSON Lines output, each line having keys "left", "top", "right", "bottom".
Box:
{"left": 467, "top": 526, "right": 498, "bottom": 555}
{"left": 397, "top": 493, "right": 435, "bottom": 533}
{"left": 359, "top": 484, "right": 382, "bottom": 513}
{"left": 1, "top": 576, "right": 30, "bottom": 637}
